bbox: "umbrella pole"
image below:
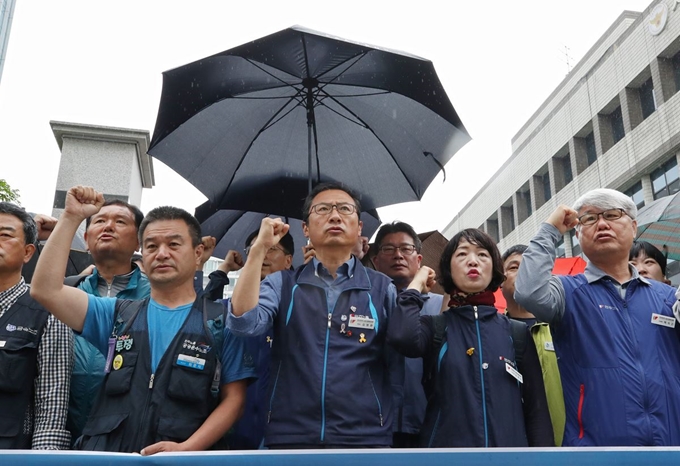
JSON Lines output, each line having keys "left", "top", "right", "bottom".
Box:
{"left": 304, "top": 80, "right": 317, "bottom": 195}
{"left": 307, "top": 121, "right": 312, "bottom": 194}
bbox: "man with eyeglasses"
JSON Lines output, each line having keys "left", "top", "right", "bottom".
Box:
{"left": 515, "top": 188, "right": 680, "bottom": 446}
{"left": 371, "top": 222, "right": 443, "bottom": 448}
{"left": 228, "top": 182, "right": 398, "bottom": 448}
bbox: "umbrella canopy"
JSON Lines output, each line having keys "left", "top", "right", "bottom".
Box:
{"left": 636, "top": 192, "right": 680, "bottom": 260}
{"left": 149, "top": 25, "right": 471, "bottom": 217}
{"left": 198, "top": 205, "right": 381, "bottom": 268}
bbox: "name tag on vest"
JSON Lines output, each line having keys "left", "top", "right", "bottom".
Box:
{"left": 651, "top": 313, "right": 676, "bottom": 328}
{"left": 348, "top": 314, "right": 375, "bottom": 330}
{"left": 544, "top": 341, "right": 555, "bottom": 352}
{"left": 177, "top": 354, "right": 206, "bottom": 370}
{"left": 506, "top": 362, "right": 523, "bottom": 383}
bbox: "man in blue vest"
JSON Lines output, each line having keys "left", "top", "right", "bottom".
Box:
{"left": 229, "top": 182, "right": 398, "bottom": 448}
{"left": 31, "top": 185, "right": 254, "bottom": 454}
{"left": 371, "top": 221, "right": 442, "bottom": 448}
{"left": 64, "top": 199, "right": 150, "bottom": 444}
{"left": 515, "top": 188, "right": 680, "bottom": 446}
{"left": 0, "top": 202, "right": 72, "bottom": 449}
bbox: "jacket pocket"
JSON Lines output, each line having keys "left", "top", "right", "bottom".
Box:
{"left": 0, "top": 337, "right": 38, "bottom": 393}
{"left": 156, "top": 415, "right": 204, "bottom": 443}
{"left": 167, "top": 360, "right": 213, "bottom": 402}
{"left": 104, "top": 352, "right": 139, "bottom": 396}
{"left": 79, "top": 413, "right": 128, "bottom": 451}
{"left": 0, "top": 414, "right": 23, "bottom": 437}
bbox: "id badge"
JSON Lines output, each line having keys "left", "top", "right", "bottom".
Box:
{"left": 177, "top": 354, "right": 206, "bottom": 370}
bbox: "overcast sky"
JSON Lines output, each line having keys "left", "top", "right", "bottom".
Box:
{"left": 0, "top": 0, "right": 654, "bottom": 237}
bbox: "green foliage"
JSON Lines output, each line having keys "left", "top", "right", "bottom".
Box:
{"left": 0, "top": 179, "right": 20, "bottom": 204}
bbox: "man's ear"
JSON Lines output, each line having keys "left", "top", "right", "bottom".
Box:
{"left": 195, "top": 243, "right": 204, "bottom": 266}
{"left": 23, "top": 243, "right": 36, "bottom": 264}
{"left": 302, "top": 222, "right": 309, "bottom": 238}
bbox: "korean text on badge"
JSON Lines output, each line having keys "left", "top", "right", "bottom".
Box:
{"left": 348, "top": 314, "right": 375, "bottom": 330}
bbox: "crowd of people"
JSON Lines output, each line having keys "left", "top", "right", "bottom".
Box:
{"left": 1, "top": 182, "right": 679, "bottom": 453}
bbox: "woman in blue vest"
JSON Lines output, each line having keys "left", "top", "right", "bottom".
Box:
{"left": 388, "top": 228, "right": 554, "bottom": 447}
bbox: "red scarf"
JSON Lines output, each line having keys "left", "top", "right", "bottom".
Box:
{"left": 447, "top": 290, "right": 496, "bottom": 308}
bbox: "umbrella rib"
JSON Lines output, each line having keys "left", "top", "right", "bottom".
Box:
{"left": 242, "top": 57, "right": 301, "bottom": 91}
{"left": 317, "top": 89, "right": 422, "bottom": 199}
{"left": 316, "top": 51, "right": 368, "bottom": 87}
{"left": 210, "top": 90, "right": 306, "bottom": 211}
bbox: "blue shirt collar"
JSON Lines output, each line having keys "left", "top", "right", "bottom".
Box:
{"left": 312, "top": 255, "right": 356, "bottom": 279}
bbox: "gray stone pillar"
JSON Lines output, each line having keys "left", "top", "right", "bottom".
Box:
{"left": 50, "top": 121, "right": 154, "bottom": 221}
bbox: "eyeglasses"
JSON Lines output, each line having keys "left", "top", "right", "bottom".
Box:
{"left": 309, "top": 202, "right": 357, "bottom": 216}
{"left": 378, "top": 244, "right": 417, "bottom": 255}
{"left": 578, "top": 208, "right": 629, "bottom": 226}
{"left": 244, "top": 245, "right": 287, "bottom": 256}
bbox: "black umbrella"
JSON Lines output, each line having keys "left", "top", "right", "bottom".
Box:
{"left": 149, "top": 25, "right": 470, "bottom": 217}
{"left": 197, "top": 203, "right": 381, "bottom": 268}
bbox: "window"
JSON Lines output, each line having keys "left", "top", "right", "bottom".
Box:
{"left": 556, "top": 237, "right": 565, "bottom": 258}
{"left": 486, "top": 218, "right": 499, "bottom": 243}
{"left": 610, "top": 106, "right": 625, "bottom": 145}
{"left": 673, "top": 50, "right": 680, "bottom": 93}
{"left": 515, "top": 189, "right": 531, "bottom": 224}
{"left": 501, "top": 204, "right": 515, "bottom": 236}
{"left": 570, "top": 230, "right": 582, "bottom": 257}
{"left": 585, "top": 131, "right": 597, "bottom": 166}
{"left": 561, "top": 155, "right": 573, "bottom": 185}
{"left": 542, "top": 173, "right": 551, "bottom": 203}
{"left": 639, "top": 77, "right": 657, "bottom": 120}
{"left": 652, "top": 157, "right": 680, "bottom": 199}
{"left": 624, "top": 181, "right": 645, "bottom": 209}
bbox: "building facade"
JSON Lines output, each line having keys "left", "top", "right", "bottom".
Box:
{"left": 444, "top": 1, "right": 680, "bottom": 280}
{"left": 0, "top": 0, "right": 16, "bottom": 85}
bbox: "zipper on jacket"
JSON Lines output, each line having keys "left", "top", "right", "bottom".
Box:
{"left": 619, "top": 298, "right": 653, "bottom": 442}
{"left": 474, "top": 306, "right": 489, "bottom": 447}
{"left": 320, "top": 310, "right": 334, "bottom": 441}
{"left": 367, "top": 370, "right": 384, "bottom": 427}
{"left": 137, "top": 372, "right": 155, "bottom": 448}
{"left": 268, "top": 362, "right": 283, "bottom": 424}
{"left": 577, "top": 383, "right": 585, "bottom": 439}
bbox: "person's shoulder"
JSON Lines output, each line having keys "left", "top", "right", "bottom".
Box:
{"left": 645, "top": 279, "right": 677, "bottom": 302}
{"left": 16, "top": 288, "right": 51, "bottom": 314}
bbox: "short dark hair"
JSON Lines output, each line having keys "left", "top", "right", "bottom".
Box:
{"left": 245, "top": 229, "right": 295, "bottom": 256}
{"left": 501, "top": 244, "right": 528, "bottom": 263}
{"left": 0, "top": 202, "right": 37, "bottom": 246}
{"left": 302, "top": 182, "right": 362, "bottom": 223}
{"left": 86, "top": 199, "right": 144, "bottom": 231}
{"left": 139, "top": 206, "right": 202, "bottom": 248}
{"left": 438, "top": 228, "right": 505, "bottom": 294}
{"left": 374, "top": 221, "right": 422, "bottom": 252}
{"left": 630, "top": 240, "right": 667, "bottom": 276}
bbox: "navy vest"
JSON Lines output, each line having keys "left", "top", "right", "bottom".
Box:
{"left": 265, "top": 261, "right": 394, "bottom": 447}
{"left": 421, "top": 305, "right": 528, "bottom": 447}
{"left": 0, "top": 292, "right": 50, "bottom": 449}
{"left": 78, "top": 297, "right": 225, "bottom": 452}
